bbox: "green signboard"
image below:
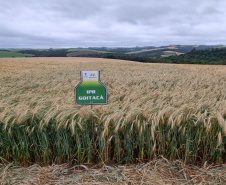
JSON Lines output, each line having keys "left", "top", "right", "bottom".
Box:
{"left": 75, "top": 71, "right": 107, "bottom": 104}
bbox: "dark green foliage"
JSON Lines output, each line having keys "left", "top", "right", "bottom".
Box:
{"left": 18, "top": 49, "right": 68, "bottom": 57}
{"left": 167, "top": 48, "right": 226, "bottom": 65}
{"left": 102, "top": 53, "right": 156, "bottom": 63}
{"left": 101, "top": 48, "right": 226, "bottom": 65}
{"left": 0, "top": 116, "right": 225, "bottom": 166}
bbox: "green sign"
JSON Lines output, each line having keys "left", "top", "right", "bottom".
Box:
{"left": 75, "top": 71, "right": 107, "bottom": 104}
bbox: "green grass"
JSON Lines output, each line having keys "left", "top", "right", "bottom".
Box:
{"left": 68, "top": 48, "right": 111, "bottom": 53}
{"left": 161, "top": 55, "right": 172, "bottom": 58}
{"left": 0, "top": 51, "right": 34, "bottom": 58}
{"left": 125, "top": 50, "right": 150, "bottom": 54}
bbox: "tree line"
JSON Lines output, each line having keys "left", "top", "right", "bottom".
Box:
{"left": 102, "top": 48, "right": 226, "bottom": 65}
{"left": 16, "top": 47, "right": 226, "bottom": 65}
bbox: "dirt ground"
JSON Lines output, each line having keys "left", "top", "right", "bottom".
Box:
{"left": 1, "top": 157, "right": 225, "bottom": 185}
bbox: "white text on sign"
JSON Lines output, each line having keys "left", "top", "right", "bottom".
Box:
{"left": 78, "top": 96, "right": 104, "bottom": 100}
{"left": 87, "top": 90, "right": 96, "bottom": 94}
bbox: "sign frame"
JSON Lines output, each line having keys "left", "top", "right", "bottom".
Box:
{"left": 74, "top": 71, "right": 107, "bottom": 105}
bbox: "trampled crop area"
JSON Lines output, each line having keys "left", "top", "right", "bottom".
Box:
{"left": 0, "top": 57, "right": 225, "bottom": 165}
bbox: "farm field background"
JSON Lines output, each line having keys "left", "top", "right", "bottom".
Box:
{"left": 0, "top": 57, "right": 225, "bottom": 166}
{"left": 0, "top": 50, "right": 34, "bottom": 58}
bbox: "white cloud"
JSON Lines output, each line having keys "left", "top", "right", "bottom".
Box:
{"left": 0, "top": 0, "right": 226, "bottom": 48}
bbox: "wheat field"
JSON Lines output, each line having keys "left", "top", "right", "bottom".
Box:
{"left": 0, "top": 57, "right": 225, "bottom": 165}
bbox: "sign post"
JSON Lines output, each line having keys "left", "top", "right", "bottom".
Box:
{"left": 75, "top": 71, "right": 107, "bottom": 105}
{"left": 75, "top": 71, "right": 107, "bottom": 143}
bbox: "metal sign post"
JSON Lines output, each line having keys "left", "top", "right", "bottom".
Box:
{"left": 75, "top": 71, "right": 107, "bottom": 144}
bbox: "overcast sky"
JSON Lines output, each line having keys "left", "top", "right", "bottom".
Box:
{"left": 0, "top": 0, "right": 226, "bottom": 48}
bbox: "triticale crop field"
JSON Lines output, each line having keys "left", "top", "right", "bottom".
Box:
{"left": 0, "top": 57, "right": 225, "bottom": 166}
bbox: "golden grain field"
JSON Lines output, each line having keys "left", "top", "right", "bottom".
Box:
{"left": 0, "top": 57, "right": 225, "bottom": 165}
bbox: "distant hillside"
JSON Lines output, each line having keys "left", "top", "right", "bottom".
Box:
{"left": 0, "top": 50, "right": 34, "bottom": 57}
{"left": 67, "top": 51, "right": 101, "bottom": 57}
{"left": 0, "top": 45, "right": 224, "bottom": 58}
{"left": 0, "top": 48, "right": 111, "bottom": 58}
{"left": 166, "top": 48, "right": 226, "bottom": 65}
{"left": 18, "top": 49, "right": 69, "bottom": 57}
{"left": 124, "top": 45, "right": 225, "bottom": 57}
{"left": 0, "top": 45, "right": 225, "bottom": 65}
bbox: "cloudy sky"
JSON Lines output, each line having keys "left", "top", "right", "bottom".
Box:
{"left": 0, "top": 0, "right": 226, "bottom": 48}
